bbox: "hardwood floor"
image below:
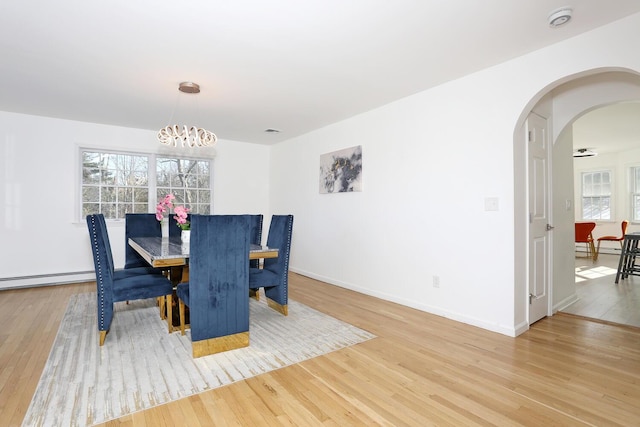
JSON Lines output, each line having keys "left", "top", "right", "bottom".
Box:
{"left": 2, "top": 273, "right": 639, "bottom": 426}
{"left": 0, "top": 281, "right": 95, "bottom": 427}
{"left": 563, "top": 253, "right": 640, "bottom": 328}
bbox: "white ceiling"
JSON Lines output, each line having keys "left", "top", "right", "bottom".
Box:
{"left": 2, "top": 1, "right": 640, "bottom": 145}
{"left": 573, "top": 102, "right": 640, "bottom": 155}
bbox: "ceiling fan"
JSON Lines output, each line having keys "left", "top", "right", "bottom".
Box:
{"left": 573, "top": 148, "right": 597, "bottom": 158}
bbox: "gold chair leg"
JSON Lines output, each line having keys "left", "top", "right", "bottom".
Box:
{"left": 179, "top": 299, "right": 186, "bottom": 336}
{"left": 166, "top": 294, "right": 173, "bottom": 333}
{"left": 249, "top": 289, "right": 260, "bottom": 300}
{"left": 99, "top": 330, "right": 107, "bottom": 346}
{"left": 266, "top": 298, "right": 288, "bottom": 316}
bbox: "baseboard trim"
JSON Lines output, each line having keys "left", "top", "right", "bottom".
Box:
{"left": 290, "top": 267, "right": 519, "bottom": 337}
{"left": 557, "top": 312, "right": 640, "bottom": 331}
{"left": 554, "top": 293, "right": 579, "bottom": 312}
{"left": 0, "top": 271, "right": 95, "bottom": 290}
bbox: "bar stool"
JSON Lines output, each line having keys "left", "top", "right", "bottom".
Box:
{"left": 614, "top": 232, "right": 640, "bottom": 283}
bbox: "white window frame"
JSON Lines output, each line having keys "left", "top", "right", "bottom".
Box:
{"left": 630, "top": 165, "right": 640, "bottom": 222}
{"left": 580, "top": 170, "right": 612, "bottom": 221}
{"left": 79, "top": 147, "right": 213, "bottom": 221}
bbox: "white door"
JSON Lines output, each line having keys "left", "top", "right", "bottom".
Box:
{"left": 528, "top": 113, "right": 551, "bottom": 324}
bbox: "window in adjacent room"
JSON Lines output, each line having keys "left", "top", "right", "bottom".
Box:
{"left": 80, "top": 149, "right": 211, "bottom": 220}
{"left": 631, "top": 166, "right": 640, "bottom": 222}
{"left": 581, "top": 170, "right": 611, "bottom": 220}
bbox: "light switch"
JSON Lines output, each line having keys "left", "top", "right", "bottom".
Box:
{"left": 484, "top": 197, "right": 499, "bottom": 211}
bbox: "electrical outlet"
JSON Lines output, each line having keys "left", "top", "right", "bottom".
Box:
{"left": 433, "top": 275, "right": 440, "bottom": 288}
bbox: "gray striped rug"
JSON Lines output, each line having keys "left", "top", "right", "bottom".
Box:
{"left": 23, "top": 292, "right": 375, "bottom": 426}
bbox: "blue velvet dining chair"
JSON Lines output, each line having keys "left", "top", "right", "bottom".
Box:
{"left": 125, "top": 212, "right": 189, "bottom": 309}
{"left": 125, "top": 213, "right": 183, "bottom": 270}
{"left": 125, "top": 213, "right": 174, "bottom": 319}
{"left": 248, "top": 214, "right": 263, "bottom": 269}
{"left": 125, "top": 213, "right": 162, "bottom": 270}
{"left": 176, "top": 215, "right": 251, "bottom": 358}
{"left": 249, "top": 215, "right": 293, "bottom": 316}
{"left": 87, "top": 214, "right": 174, "bottom": 346}
{"left": 94, "top": 213, "right": 157, "bottom": 280}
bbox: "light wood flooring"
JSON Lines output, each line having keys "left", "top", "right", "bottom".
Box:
{"left": 1, "top": 273, "right": 639, "bottom": 426}
{"left": 563, "top": 253, "right": 640, "bottom": 328}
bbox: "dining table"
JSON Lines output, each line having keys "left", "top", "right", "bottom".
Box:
{"left": 614, "top": 232, "right": 640, "bottom": 283}
{"left": 128, "top": 236, "right": 278, "bottom": 268}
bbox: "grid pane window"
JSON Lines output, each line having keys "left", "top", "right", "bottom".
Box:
{"left": 632, "top": 167, "right": 640, "bottom": 221}
{"left": 156, "top": 157, "right": 211, "bottom": 215}
{"left": 581, "top": 171, "right": 611, "bottom": 220}
{"left": 81, "top": 150, "right": 211, "bottom": 220}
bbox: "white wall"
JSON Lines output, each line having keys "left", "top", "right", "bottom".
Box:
{"left": 271, "top": 12, "right": 640, "bottom": 336}
{"left": 0, "top": 111, "right": 270, "bottom": 289}
{"left": 273, "top": 72, "right": 521, "bottom": 336}
{"left": 552, "top": 125, "right": 578, "bottom": 310}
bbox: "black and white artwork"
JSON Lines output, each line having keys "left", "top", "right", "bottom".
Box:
{"left": 319, "top": 145, "right": 363, "bottom": 193}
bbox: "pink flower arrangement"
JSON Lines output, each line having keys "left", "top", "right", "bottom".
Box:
{"left": 173, "top": 205, "right": 191, "bottom": 230}
{"left": 156, "top": 193, "right": 190, "bottom": 230}
{"left": 155, "top": 194, "right": 175, "bottom": 221}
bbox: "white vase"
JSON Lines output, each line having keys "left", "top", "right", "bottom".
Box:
{"left": 181, "top": 229, "right": 191, "bottom": 243}
{"left": 161, "top": 218, "right": 169, "bottom": 239}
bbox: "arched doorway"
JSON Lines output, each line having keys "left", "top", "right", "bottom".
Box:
{"left": 514, "top": 68, "right": 640, "bottom": 331}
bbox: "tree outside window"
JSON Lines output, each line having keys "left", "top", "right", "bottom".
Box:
{"left": 81, "top": 149, "right": 211, "bottom": 220}
{"left": 156, "top": 157, "right": 211, "bottom": 215}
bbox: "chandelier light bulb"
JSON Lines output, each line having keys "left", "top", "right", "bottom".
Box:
{"left": 158, "top": 125, "right": 217, "bottom": 147}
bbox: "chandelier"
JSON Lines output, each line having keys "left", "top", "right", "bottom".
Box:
{"left": 157, "top": 82, "right": 217, "bottom": 148}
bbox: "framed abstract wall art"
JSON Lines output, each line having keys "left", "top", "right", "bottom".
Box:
{"left": 319, "top": 145, "right": 362, "bottom": 193}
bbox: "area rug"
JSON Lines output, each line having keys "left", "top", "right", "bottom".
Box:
{"left": 23, "top": 292, "right": 375, "bottom": 426}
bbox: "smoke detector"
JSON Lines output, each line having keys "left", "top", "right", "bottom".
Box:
{"left": 548, "top": 7, "right": 573, "bottom": 28}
